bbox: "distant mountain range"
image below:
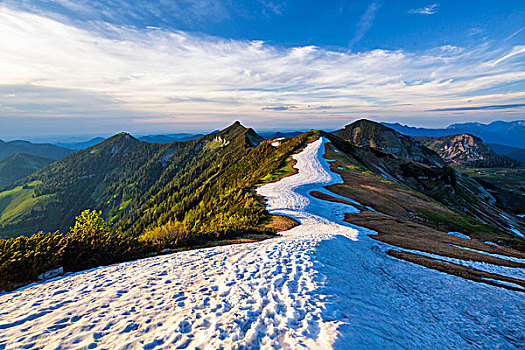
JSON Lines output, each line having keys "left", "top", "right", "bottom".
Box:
{"left": 487, "top": 143, "right": 525, "bottom": 165}
{"left": 0, "top": 139, "right": 72, "bottom": 161}
{"left": 384, "top": 120, "right": 525, "bottom": 148}
{"left": 55, "top": 137, "right": 106, "bottom": 150}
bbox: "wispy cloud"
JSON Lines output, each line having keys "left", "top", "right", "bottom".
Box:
{"left": 262, "top": 106, "right": 297, "bottom": 111}
{"left": 349, "top": 2, "right": 381, "bottom": 48}
{"left": 408, "top": 3, "right": 439, "bottom": 15}
{"left": 3, "top": 0, "right": 287, "bottom": 28}
{"left": 429, "top": 104, "right": 525, "bottom": 112}
{"left": 504, "top": 27, "right": 524, "bottom": 42}
{"left": 0, "top": 6, "right": 524, "bottom": 135}
{"left": 258, "top": 0, "right": 286, "bottom": 16}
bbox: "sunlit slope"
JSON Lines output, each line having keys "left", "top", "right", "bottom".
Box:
{"left": 0, "top": 123, "right": 308, "bottom": 239}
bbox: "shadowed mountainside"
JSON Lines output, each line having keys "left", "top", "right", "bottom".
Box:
{"left": 334, "top": 119, "right": 445, "bottom": 167}
{"left": 0, "top": 153, "right": 55, "bottom": 189}
{"left": 0, "top": 140, "right": 72, "bottom": 161}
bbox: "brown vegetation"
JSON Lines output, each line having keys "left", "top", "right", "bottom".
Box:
{"left": 313, "top": 144, "right": 525, "bottom": 292}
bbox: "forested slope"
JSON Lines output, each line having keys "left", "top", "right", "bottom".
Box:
{"left": 0, "top": 122, "right": 310, "bottom": 239}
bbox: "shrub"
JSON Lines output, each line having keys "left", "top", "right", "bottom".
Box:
{"left": 0, "top": 210, "right": 149, "bottom": 291}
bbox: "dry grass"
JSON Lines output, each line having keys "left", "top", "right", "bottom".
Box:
{"left": 261, "top": 215, "right": 300, "bottom": 233}
{"left": 317, "top": 144, "right": 525, "bottom": 292}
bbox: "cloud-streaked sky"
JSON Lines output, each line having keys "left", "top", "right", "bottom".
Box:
{"left": 0, "top": 0, "right": 524, "bottom": 138}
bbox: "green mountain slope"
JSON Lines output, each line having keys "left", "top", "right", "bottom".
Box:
{"left": 0, "top": 140, "right": 72, "bottom": 161}
{"left": 334, "top": 119, "right": 445, "bottom": 167}
{"left": 0, "top": 153, "right": 55, "bottom": 188}
{"left": 324, "top": 132, "right": 524, "bottom": 239}
{"left": 417, "top": 134, "right": 520, "bottom": 168}
{"left": 0, "top": 123, "right": 308, "bottom": 239}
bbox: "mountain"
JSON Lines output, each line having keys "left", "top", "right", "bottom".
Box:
{"left": 325, "top": 132, "right": 524, "bottom": 240}
{"left": 334, "top": 119, "right": 445, "bottom": 167}
{"left": 0, "top": 153, "right": 55, "bottom": 188}
{"left": 0, "top": 140, "right": 72, "bottom": 161}
{"left": 137, "top": 133, "right": 204, "bottom": 144}
{"left": 381, "top": 123, "right": 451, "bottom": 137}
{"left": 2, "top": 135, "right": 524, "bottom": 349}
{"left": 384, "top": 120, "right": 525, "bottom": 148}
{"left": 447, "top": 120, "right": 525, "bottom": 148}
{"left": 0, "top": 122, "right": 303, "bottom": 238}
{"left": 488, "top": 143, "right": 525, "bottom": 165}
{"left": 1, "top": 120, "right": 524, "bottom": 297}
{"left": 417, "top": 134, "right": 521, "bottom": 168}
{"left": 55, "top": 137, "right": 106, "bottom": 150}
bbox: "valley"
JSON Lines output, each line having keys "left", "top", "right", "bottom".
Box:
{"left": 1, "top": 138, "right": 523, "bottom": 349}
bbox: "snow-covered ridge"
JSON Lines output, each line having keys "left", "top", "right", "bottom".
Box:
{"left": 0, "top": 138, "right": 523, "bottom": 349}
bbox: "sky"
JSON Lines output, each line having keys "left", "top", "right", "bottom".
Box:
{"left": 0, "top": 0, "right": 524, "bottom": 139}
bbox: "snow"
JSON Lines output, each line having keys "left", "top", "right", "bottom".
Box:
{"left": 1, "top": 138, "right": 524, "bottom": 349}
{"left": 446, "top": 231, "right": 471, "bottom": 239}
{"left": 399, "top": 247, "right": 525, "bottom": 282}
{"left": 510, "top": 227, "right": 524, "bottom": 238}
{"left": 446, "top": 244, "right": 525, "bottom": 264}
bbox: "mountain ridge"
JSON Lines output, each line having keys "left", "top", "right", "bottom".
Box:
{"left": 0, "top": 139, "right": 72, "bottom": 161}
{"left": 334, "top": 119, "right": 445, "bottom": 167}
{"left": 384, "top": 120, "right": 525, "bottom": 148}
{"left": 0, "top": 122, "right": 306, "bottom": 239}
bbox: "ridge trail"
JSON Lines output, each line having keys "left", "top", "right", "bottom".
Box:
{"left": 0, "top": 138, "right": 523, "bottom": 349}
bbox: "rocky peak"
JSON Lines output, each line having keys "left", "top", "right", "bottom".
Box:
{"left": 334, "top": 119, "right": 445, "bottom": 167}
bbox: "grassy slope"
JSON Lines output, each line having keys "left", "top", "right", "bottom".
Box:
{"left": 453, "top": 166, "right": 525, "bottom": 214}
{"left": 0, "top": 153, "right": 55, "bottom": 189}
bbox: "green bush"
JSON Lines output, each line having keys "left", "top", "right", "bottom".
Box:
{"left": 0, "top": 210, "right": 149, "bottom": 291}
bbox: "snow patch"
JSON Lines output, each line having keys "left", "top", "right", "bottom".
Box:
{"left": 446, "top": 231, "right": 470, "bottom": 239}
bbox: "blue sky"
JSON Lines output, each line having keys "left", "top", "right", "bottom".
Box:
{"left": 0, "top": 0, "right": 524, "bottom": 138}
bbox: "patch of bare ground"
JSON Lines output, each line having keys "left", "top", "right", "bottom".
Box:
{"left": 260, "top": 214, "right": 300, "bottom": 233}
{"left": 317, "top": 143, "right": 525, "bottom": 291}
{"left": 193, "top": 232, "right": 278, "bottom": 248}
{"left": 389, "top": 250, "right": 525, "bottom": 292}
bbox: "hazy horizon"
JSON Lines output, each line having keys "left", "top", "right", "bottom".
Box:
{"left": 2, "top": 118, "right": 524, "bottom": 143}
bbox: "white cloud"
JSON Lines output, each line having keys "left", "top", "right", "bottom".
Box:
{"left": 349, "top": 2, "right": 381, "bottom": 48}
{"left": 0, "top": 6, "right": 524, "bottom": 134}
{"left": 408, "top": 3, "right": 439, "bottom": 15}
